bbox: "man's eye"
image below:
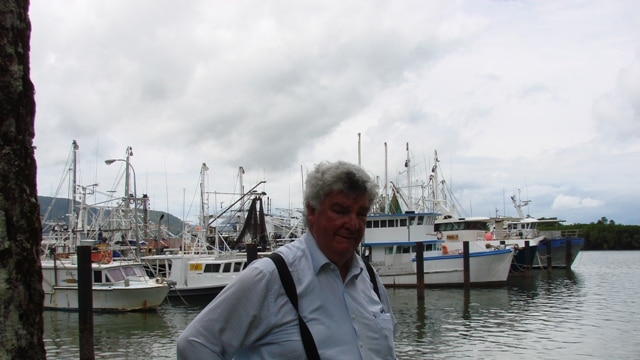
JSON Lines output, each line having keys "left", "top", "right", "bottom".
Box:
{"left": 333, "top": 208, "right": 348, "bottom": 215}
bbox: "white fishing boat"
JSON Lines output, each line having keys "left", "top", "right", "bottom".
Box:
{"left": 141, "top": 164, "right": 258, "bottom": 302}
{"left": 41, "top": 251, "right": 169, "bottom": 311}
{"left": 425, "top": 149, "right": 536, "bottom": 272}
{"left": 363, "top": 212, "right": 514, "bottom": 287}
{"left": 40, "top": 141, "right": 170, "bottom": 311}
{"left": 361, "top": 143, "right": 513, "bottom": 287}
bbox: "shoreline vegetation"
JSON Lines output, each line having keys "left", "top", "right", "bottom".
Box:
{"left": 538, "top": 217, "right": 640, "bottom": 251}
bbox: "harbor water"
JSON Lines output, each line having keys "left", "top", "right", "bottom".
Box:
{"left": 44, "top": 251, "right": 640, "bottom": 359}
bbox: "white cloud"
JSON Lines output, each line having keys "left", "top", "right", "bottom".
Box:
{"left": 29, "top": 0, "right": 640, "bottom": 226}
{"left": 552, "top": 195, "right": 603, "bottom": 210}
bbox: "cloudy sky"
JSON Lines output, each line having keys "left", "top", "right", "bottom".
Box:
{"left": 29, "top": 0, "right": 640, "bottom": 226}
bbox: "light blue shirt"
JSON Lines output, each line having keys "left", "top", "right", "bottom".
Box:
{"left": 177, "top": 232, "right": 397, "bottom": 359}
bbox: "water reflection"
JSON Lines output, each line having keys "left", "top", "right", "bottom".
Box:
{"left": 391, "top": 268, "right": 585, "bottom": 359}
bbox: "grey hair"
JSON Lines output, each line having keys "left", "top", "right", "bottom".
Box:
{"left": 303, "top": 160, "right": 378, "bottom": 227}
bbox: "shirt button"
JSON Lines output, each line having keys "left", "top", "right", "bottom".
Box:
{"left": 351, "top": 314, "right": 356, "bottom": 320}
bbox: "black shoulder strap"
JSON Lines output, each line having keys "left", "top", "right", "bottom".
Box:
{"left": 268, "top": 253, "right": 320, "bottom": 360}
{"left": 362, "top": 259, "right": 381, "bottom": 301}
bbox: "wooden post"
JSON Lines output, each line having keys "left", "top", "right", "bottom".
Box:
{"left": 463, "top": 241, "right": 470, "bottom": 289}
{"left": 246, "top": 243, "right": 258, "bottom": 264}
{"left": 565, "top": 239, "right": 572, "bottom": 268}
{"left": 524, "top": 240, "right": 531, "bottom": 275}
{"left": 546, "top": 240, "right": 552, "bottom": 271}
{"left": 77, "top": 245, "right": 95, "bottom": 360}
{"left": 416, "top": 242, "right": 424, "bottom": 299}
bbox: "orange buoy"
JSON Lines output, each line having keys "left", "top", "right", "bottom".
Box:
{"left": 442, "top": 244, "right": 449, "bottom": 255}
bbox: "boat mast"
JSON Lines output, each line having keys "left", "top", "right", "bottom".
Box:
{"left": 405, "top": 142, "right": 412, "bottom": 210}
{"left": 239, "top": 166, "right": 245, "bottom": 225}
{"left": 70, "top": 140, "right": 79, "bottom": 246}
{"left": 357, "top": 132, "right": 361, "bottom": 166}
{"left": 199, "top": 163, "right": 209, "bottom": 249}
{"left": 511, "top": 189, "right": 530, "bottom": 219}
{"left": 124, "top": 146, "right": 132, "bottom": 208}
{"left": 384, "top": 142, "right": 388, "bottom": 212}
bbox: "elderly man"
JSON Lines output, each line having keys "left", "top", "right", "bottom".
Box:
{"left": 177, "top": 160, "right": 396, "bottom": 359}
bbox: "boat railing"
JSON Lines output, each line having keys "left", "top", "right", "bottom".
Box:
{"left": 539, "top": 229, "right": 581, "bottom": 239}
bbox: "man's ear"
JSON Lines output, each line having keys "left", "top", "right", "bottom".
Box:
{"left": 306, "top": 204, "right": 316, "bottom": 226}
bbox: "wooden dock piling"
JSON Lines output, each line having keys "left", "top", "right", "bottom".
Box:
{"left": 77, "top": 245, "right": 95, "bottom": 360}
{"left": 416, "top": 242, "right": 425, "bottom": 299}
{"left": 463, "top": 241, "right": 470, "bottom": 289}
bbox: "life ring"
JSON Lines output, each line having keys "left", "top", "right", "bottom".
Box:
{"left": 436, "top": 231, "right": 443, "bottom": 240}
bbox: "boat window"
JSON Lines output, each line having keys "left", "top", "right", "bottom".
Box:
{"left": 223, "top": 263, "right": 232, "bottom": 273}
{"left": 134, "top": 266, "right": 146, "bottom": 276}
{"left": 204, "top": 263, "right": 221, "bottom": 273}
{"left": 380, "top": 220, "right": 387, "bottom": 228}
{"left": 233, "top": 262, "right": 243, "bottom": 272}
{"left": 106, "top": 268, "right": 125, "bottom": 282}
{"left": 372, "top": 220, "right": 380, "bottom": 228}
{"left": 385, "top": 247, "right": 394, "bottom": 255}
{"left": 123, "top": 267, "right": 137, "bottom": 277}
{"left": 396, "top": 246, "right": 411, "bottom": 254}
{"left": 399, "top": 219, "right": 407, "bottom": 227}
{"left": 93, "top": 271, "right": 103, "bottom": 283}
{"left": 366, "top": 221, "right": 372, "bottom": 229}
{"left": 417, "top": 216, "right": 424, "bottom": 225}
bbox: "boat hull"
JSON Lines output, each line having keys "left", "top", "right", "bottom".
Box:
{"left": 41, "top": 258, "right": 170, "bottom": 311}
{"left": 533, "top": 237, "right": 584, "bottom": 268}
{"left": 375, "top": 249, "right": 514, "bottom": 287}
{"left": 43, "top": 282, "right": 169, "bottom": 311}
{"left": 142, "top": 253, "right": 247, "bottom": 303}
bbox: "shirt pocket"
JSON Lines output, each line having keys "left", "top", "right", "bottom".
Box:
{"left": 372, "top": 312, "right": 394, "bottom": 332}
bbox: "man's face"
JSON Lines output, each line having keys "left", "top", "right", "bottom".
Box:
{"left": 307, "top": 190, "right": 370, "bottom": 266}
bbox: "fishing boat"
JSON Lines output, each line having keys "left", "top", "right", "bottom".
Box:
{"left": 487, "top": 194, "right": 584, "bottom": 269}
{"left": 361, "top": 143, "right": 513, "bottom": 287}
{"left": 41, "top": 250, "right": 169, "bottom": 311}
{"left": 40, "top": 141, "right": 170, "bottom": 311}
{"left": 434, "top": 215, "right": 537, "bottom": 273}
{"left": 141, "top": 164, "right": 262, "bottom": 302}
{"left": 362, "top": 212, "right": 514, "bottom": 287}
{"left": 425, "top": 149, "right": 537, "bottom": 272}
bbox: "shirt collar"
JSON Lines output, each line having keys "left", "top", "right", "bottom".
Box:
{"left": 302, "top": 232, "right": 363, "bottom": 279}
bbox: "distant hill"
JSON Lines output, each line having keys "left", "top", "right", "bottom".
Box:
{"left": 38, "top": 196, "right": 185, "bottom": 235}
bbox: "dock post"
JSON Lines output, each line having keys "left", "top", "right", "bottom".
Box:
{"left": 546, "top": 240, "right": 552, "bottom": 271}
{"left": 463, "top": 241, "right": 470, "bottom": 289}
{"left": 246, "top": 243, "right": 258, "bottom": 264}
{"left": 77, "top": 245, "right": 95, "bottom": 360}
{"left": 416, "top": 242, "right": 425, "bottom": 299}
{"left": 524, "top": 240, "right": 531, "bottom": 275}
{"left": 565, "top": 239, "right": 572, "bottom": 268}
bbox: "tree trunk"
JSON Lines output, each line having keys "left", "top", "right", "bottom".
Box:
{"left": 0, "top": 0, "right": 46, "bottom": 358}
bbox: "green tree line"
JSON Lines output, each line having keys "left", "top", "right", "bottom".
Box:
{"left": 538, "top": 217, "right": 640, "bottom": 250}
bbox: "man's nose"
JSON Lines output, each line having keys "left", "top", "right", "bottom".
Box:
{"left": 344, "top": 213, "right": 360, "bottom": 230}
